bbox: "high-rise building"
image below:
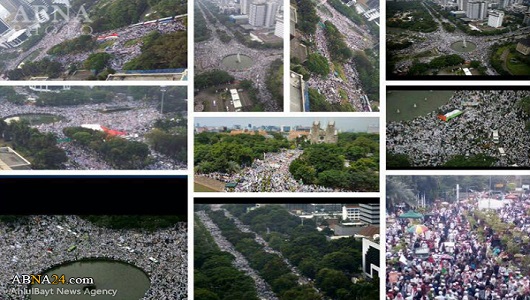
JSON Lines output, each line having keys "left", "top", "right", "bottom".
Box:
{"left": 240, "top": 0, "right": 249, "bottom": 15}
{"left": 249, "top": 1, "right": 267, "bottom": 27}
{"left": 458, "top": 0, "right": 469, "bottom": 11}
{"left": 466, "top": 1, "right": 487, "bottom": 19}
{"left": 488, "top": 10, "right": 504, "bottom": 27}
{"left": 290, "top": 4, "right": 297, "bottom": 37}
{"left": 360, "top": 203, "right": 379, "bottom": 225}
{"left": 500, "top": 0, "right": 511, "bottom": 9}
{"left": 342, "top": 205, "right": 361, "bottom": 221}
{"left": 264, "top": 1, "right": 278, "bottom": 27}
{"left": 274, "top": 14, "right": 283, "bottom": 38}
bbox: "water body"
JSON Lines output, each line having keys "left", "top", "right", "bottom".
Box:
{"left": 4, "top": 113, "right": 65, "bottom": 125}
{"left": 30, "top": 260, "right": 150, "bottom": 300}
{"left": 386, "top": 90, "right": 456, "bottom": 122}
{"left": 450, "top": 41, "right": 477, "bottom": 53}
{"left": 221, "top": 54, "right": 253, "bottom": 70}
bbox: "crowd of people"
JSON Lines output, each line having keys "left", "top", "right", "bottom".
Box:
{"left": 199, "top": 149, "right": 346, "bottom": 192}
{"left": 194, "top": 0, "right": 282, "bottom": 112}
{"left": 388, "top": 2, "right": 530, "bottom": 76}
{"left": 55, "top": 19, "right": 187, "bottom": 72}
{"left": 4, "top": 18, "right": 83, "bottom": 74}
{"left": 386, "top": 192, "right": 530, "bottom": 300}
{"left": 224, "top": 209, "right": 314, "bottom": 288}
{"left": 305, "top": 1, "right": 374, "bottom": 112}
{"left": 2, "top": 10, "right": 187, "bottom": 80}
{"left": 0, "top": 94, "right": 186, "bottom": 170}
{"left": 196, "top": 210, "right": 279, "bottom": 300}
{"left": 387, "top": 90, "right": 530, "bottom": 167}
{"left": 0, "top": 215, "right": 187, "bottom": 300}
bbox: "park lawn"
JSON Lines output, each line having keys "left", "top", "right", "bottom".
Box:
{"left": 97, "top": 40, "right": 116, "bottom": 50}
{"left": 194, "top": 182, "right": 218, "bottom": 192}
{"left": 124, "top": 38, "right": 141, "bottom": 47}
{"left": 338, "top": 88, "right": 348, "bottom": 100}
{"left": 413, "top": 49, "right": 437, "bottom": 59}
{"left": 333, "top": 63, "right": 347, "bottom": 81}
{"left": 506, "top": 52, "right": 530, "bottom": 75}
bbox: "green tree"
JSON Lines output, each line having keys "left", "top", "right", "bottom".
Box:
{"left": 84, "top": 53, "right": 113, "bottom": 73}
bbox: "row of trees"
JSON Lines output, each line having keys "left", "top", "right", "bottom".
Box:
{"left": 225, "top": 205, "right": 379, "bottom": 300}
{"left": 307, "top": 88, "right": 356, "bottom": 112}
{"left": 123, "top": 30, "right": 188, "bottom": 70}
{"left": 36, "top": 89, "right": 112, "bottom": 106}
{"left": 47, "top": 35, "right": 97, "bottom": 56}
{"left": 7, "top": 58, "right": 63, "bottom": 80}
{"left": 387, "top": 1, "right": 438, "bottom": 33}
{"left": 145, "top": 118, "right": 187, "bottom": 162}
{"left": 63, "top": 127, "right": 151, "bottom": 169}
{"left": 289, "top": 133, "right": 379, "bottom": 191}
{"left": 295, "top": 0, "right": 319, "bottom": 35}
{"left": 0, "top": 87, "right": 25, "bottom": 104}
{"left": 407, "top": 54, "right": 465, "bottom": 75}
{"left": 194, "top": 132, "right": 289, "bottom": 174}
{"left": 353, "top": 48, "right": 380, "bottom": 103}
{"left": 194, "top": 70, "right": 235, "bottom": 91}
{"left": 194, "top": 3, "right": 211, "bottom": 42}
{"left": 86, "top": 0, "right": 148, "bottom": 32}
{"left": 265, "top": 59, "right": 284, "bottom": 110}
{"left": 386, "top": 151, "right": 497, "bottom": 168}
{"left": 0, "top": 120, "right": 67, "bottom": 169}
{"left": 195, "top": 216, "right": 260, "bottom": 300}
{"left": 206, "top": 208, "right": 321, "bottom": 300}
{"left": 82, "top": 215, "right": 183, "bottom": 230}
{"left": 216, "top": 29, "right": 232, "bottom": 43}
{"left": 306, "top": 53, "right": 330, "bottom": 76}
{"left": 324, "top": 21, "right": 353, "bottom": 64}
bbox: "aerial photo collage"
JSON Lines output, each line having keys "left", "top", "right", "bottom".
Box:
{"left": 0, "top": 0, "right": 529, "bottom": 299}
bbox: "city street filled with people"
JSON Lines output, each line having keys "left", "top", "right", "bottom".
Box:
{"left": 194, "top": 0, "right": 282, "bottom": 112}
{"left": 0, "top": 215, "right": 187, "bottom": 300}
{"left": 387, "top": 90, "right": 530, "bottom": 167}
{"left": 199, "top": 149, "right": 347, "bottom": 192}
{"left": 386, "top": 192, "right": 530, "bottom": 300}
{"left": 0, "top": 95, "right": 186, "bottom": 170}
{"left": 305, "top": 0, "right": 375, "bottom": 112}
{"left": 195, "top": 210, "right": 279, "bottom": 300}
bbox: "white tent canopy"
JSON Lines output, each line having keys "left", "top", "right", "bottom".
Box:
{"left": 477, "top": 198, "right": 506, "bottom": 210}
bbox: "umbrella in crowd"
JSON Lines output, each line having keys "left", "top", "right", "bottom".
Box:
{"left": 407, "top": 224, "right": 429, "bottom": 234}
{"left": 398, "top": 210, "right": 424, "bottom": 219}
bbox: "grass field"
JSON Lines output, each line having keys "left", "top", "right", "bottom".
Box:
{"left": 506, "top": 52, "right": 530, "bottom": 75}
{"left": 194, "top": 182, "right": 218, "bottom": 192}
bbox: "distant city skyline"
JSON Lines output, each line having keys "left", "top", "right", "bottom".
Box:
{"left": 195, "top": 117, "right": 379, "bottom": 132}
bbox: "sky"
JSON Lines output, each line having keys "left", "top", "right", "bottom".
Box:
{"left": 195, "top": 117, "right": 379, "bottom": 132}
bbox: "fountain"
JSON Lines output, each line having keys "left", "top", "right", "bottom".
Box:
{"left": 450, "top": 38, "right": 476, "bottom": 53}
{"left": 221, "top": 53, "right": 253, "bottom": 70}
{"left": 413, "top": 103, "right": 417, "bottom": 108}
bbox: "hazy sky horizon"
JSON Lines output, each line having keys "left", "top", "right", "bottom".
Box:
{"left": 195, "top": 117, "right": 379, "bottom": 132}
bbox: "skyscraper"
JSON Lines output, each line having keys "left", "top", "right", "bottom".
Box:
{"left": 249, "top": 1, "right": 267, "bottom": 27}
{"left": 488, "top": 10, "right": 504, "bottom": 27}
{"left": 264, "top": 1, "right": 278, "bottom": 27}
{"left": 466, "top": 1, "right": 487, "bottom": 20}
{"left": 240, "top": 0, "right": 249, "bottom": 15}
